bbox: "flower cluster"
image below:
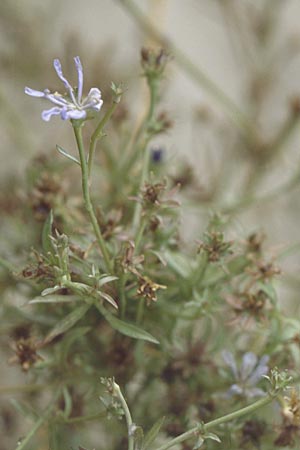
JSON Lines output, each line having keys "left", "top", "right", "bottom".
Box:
{"left": 222, "top": 350, "right": 269, "bottom": 398}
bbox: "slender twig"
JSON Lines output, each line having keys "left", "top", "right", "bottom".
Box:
{"left": 88, "top": 100, "right": 119, "bottom": 177}
{"left": 132, "top": 78, "right": 158, "bottom": 233}
{"left": 15, "top": 388, "right": 61, "bottom": 450}
{"left": 156, "top": 392, "right": 277, "bottom": 450}
{"left": 73, "top": 124, "right": 113, "bottom": 273}
{"left": 113, "top": 381, "right": 135, "bottom": 450}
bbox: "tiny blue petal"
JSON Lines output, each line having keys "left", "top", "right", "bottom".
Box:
{"left": 25, "top": 87, "right": 45, "bottom": 97}
{"left": 240, "top": 352, "right": 258, "bottom": 381}
{"left": 41, "top": 107, "right": 62, "bottom": 121}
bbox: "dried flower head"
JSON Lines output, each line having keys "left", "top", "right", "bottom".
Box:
{"left": 226, "top": 289, "right": 270, "bottom": 324}
{"left": 282, "top": 389, "right": 300, "bottom": 427}
{"left": 197, "top": 231, "right": 233, "bottom": 262}
{"left": 136, "top": 275, "right": 166, "bottom": 305}
{"left": 9, "top": 337, "right": 43, "bottom": 372}
{"left": 141, "top": 47, "right": 169, "bottom": 78}
{"left": 25, "top": 56, "right": 103, "bottom": 121}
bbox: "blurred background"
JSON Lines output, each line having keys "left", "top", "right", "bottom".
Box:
{"left": 2, "top": 0, "right": 300, "bottom": 447}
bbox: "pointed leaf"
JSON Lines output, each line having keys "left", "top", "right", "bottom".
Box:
{"left": 97, "top": 291, "right": 118, "bottom": 309}
{"left": 205, "top": 432, "right": 221, "bottom": 443}
{"left": 193, "top": 437, "right": 204, "bottom": 450}
{"left": 56, "top": 144, "right": 80, "bottom": 165}
{"left": 97, "top": 275, "right": 119, "bottom": 287}
{"left": 142, "top": 416, "right": 165, "bottom": 450}
{"left": 44, "top": 304, "right": 90, "bottom": 344}
{"left": 97, "top": 305, "right": 159, "bottom": 344}
{"left": 42, "top": 210, "right": 53, "bottom": 254}
{"left": 29, "top": 295, "right": 81, "bottom": 304}
{"left": 41, "top": 285, "right": 62, "bottom": 296}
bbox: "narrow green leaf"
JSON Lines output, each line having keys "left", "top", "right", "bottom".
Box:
{"left": 29, "top": 295, "right": 81, "bottom": 304}
{"left": 42, "top": 210, "right": 53, "bottom": 254}
{"left": 10, "top": 399, "right": 38, "bottom": 421}
{"left": 44, "top": 304, "right": 90, "bottom": 344}
{"left": 56, "top": 144, "right": 80, "bottom": 165}
{"left": 205, "top": 432, "right": 221, "bottom": 443}
{"left": 142, "top": 416, "right": 165, "bottom": 450}
{"left": 97, "top": 305, "right": 159, "bottom": 344}
{"left": 163, "top": 250, "right": 190, "bottom": 278}
{"left": 97, "top": 291, "right": 118, "bottom": 309}
{"left": 97, "top": 275, "right": 119, "bottom": 287}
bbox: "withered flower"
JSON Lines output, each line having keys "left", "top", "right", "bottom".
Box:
{"left": 274, "top": 391, "right": 300, "bottom": 446}
{"left": 197, "top": 231, "right": 233, "bottom": 262}
{"left": 118, "top": 241, "right": 144, "bottom": 274}
{"left": 21, "top": 249, "right": 54, "bottom": 282}
{"left": 246, "top": 258, "right": 281, "bottom": 282}
{"left": 137, "top": 275, "right": 166, "bottom": 305}
{"left": 140, "top": 47, "right": 169, "bottom": 78}
{"left": 246, "top": 231, "right": 265, "bottom": 255}
{"left": 9, "top": 337, "right": 43, "bottom": 372}
{"left": 282, "top": 390, "right": 300, "bottom": 427}
{"left": 226, "top": 289, "right": 271, "bottom": 325}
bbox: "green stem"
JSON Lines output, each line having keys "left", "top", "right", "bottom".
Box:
{"left": 136, "top": 298, "right": 145, "bottom": 325}
{"left": 117, "top": 0, "right": 256, "bottom": 139}
{"left": 15, "top": 389, "right": 61, "bottom": 450}
{"left": 88, "top": 101, "right": 119, "bottom": 177}
{"left": 119, "top": 274, "right": 127, "bottom": 319}
{"left": 73, "top": 124, "right": 113, "bottom": 273}
{"left": 113, "top": 382, "right": 134, "bottom": 450}
{"left": 132, "top": 79, "right": 158, "bottom": 234}
{"left": 156, "top": 392, "right": 277, "bottom": 450}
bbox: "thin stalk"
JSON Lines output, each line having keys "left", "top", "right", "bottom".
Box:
{"left": 113, "top": 382, "right": 134, "bottom": 450}
{"left": 88, "top": 101, "right": 119, "bottom": 177}
{"left": 132, "top": 79, "right": 158, "bottom": 233}
{"left": 15, "top": 389, "right": 61, "bottom": 450}
{"left": 73, "top": 124, "right": 113, "bottom": 273}
{"left": 119, "top": 274, "right": 127, "bottom": 319}
{"left": 156, "top": 392, "right": 277, "bottom": 450}
{"left": 117, "top": 0, "right": 256, "bottom": 139}
{"left": 136, "top": 297, "right": 145, "bottom": 325}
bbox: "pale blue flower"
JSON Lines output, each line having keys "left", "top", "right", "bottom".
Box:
{"left": 222, "top": 350, "right": 269, "bottom": 398}
{"left": 25, "top": 57, "right": 103, "bottom": 121}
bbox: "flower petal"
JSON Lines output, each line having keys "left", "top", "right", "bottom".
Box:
{"left": 45, "top": 92, "right": 70, "bottom": 107}
{"left": 240, "top": 352, "right": 258, "bottom": 381}
{"left": 41, "top": 107, "right": 62, "bottom": 121}
{"left": 247, "top": 355, "right": 269, "bottom": 386}
{"left": 25, "top": 87, "right": 45, "bottom": 97}
{"left": 222, "top": 350, "right": 238, "bottom": 379}
{"left": 61, "top": 109, "right": 87, "bottom": 120}
{"left": 227, "top": 384, "right": 243, "bottom": 397}
{"left": 74, "top": 56, "right": 83, "bottom": 103}
{"left": 53, "top": 58, "right": 77, "bottom": 105}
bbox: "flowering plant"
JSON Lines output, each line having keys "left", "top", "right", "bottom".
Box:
{"left": 1, "top": 2, "right": 300, "bottom": 449}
